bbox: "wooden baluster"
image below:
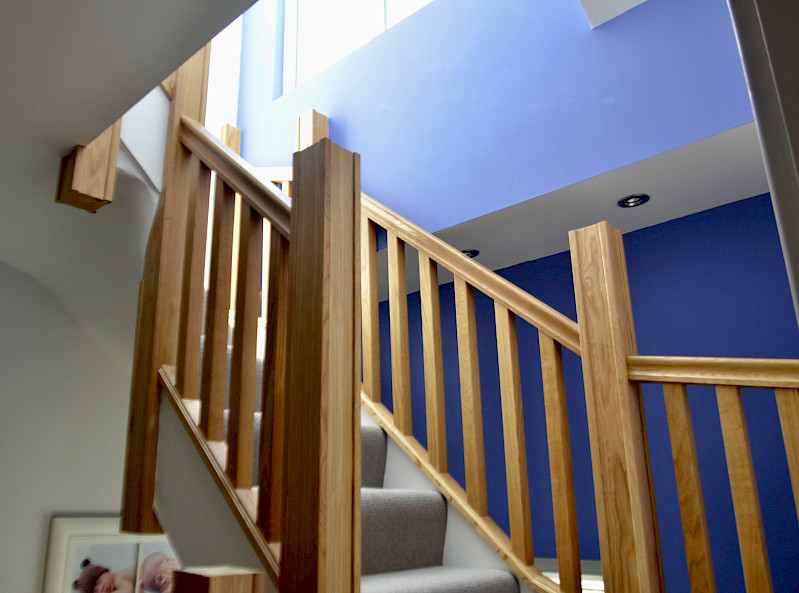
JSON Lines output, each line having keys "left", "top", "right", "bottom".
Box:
{"left": 199, "top": 180, "right": 236, "bottom": 443}
{"left": 495, "top": 304, "right": 533, "bottom": 563}
{"left": 569, "top": 221, "right": 663, "bottom": 593}
{"left": 176, "top": 157, "right": 210, "bottom": 401}
{"left": 227, "top": 203, "right": 263, "bottom": 493}
{"left": 361, "top": 217, "right": 381, "bottom": 402}
{"left": 419, "top": 253, "right": 447, "bottom": 471}
{"left": 454, "top": 276, "right": 488, "bottom": 515}
{"left": 281, "top": 138, "right": 360, "bottom": 593}
{"left": 222, "top": 124, "right": 243, "bottom": 315}
{"left": 258, "top": 231, "right": 291, "bottom": 541}
{"left": 776, "top": 388, "right": 799, "bottom": 520}
{"left": 387, "top": 232, "right": 413, "bottom": 434}
{"left": 662, "top": 383, "right": 716, "bottom": 593}
{"left": 539, "top": 332, "right": 581, "bottom": 593}
{"left": 716, "top": 385, "right": 773, "bottom": 593}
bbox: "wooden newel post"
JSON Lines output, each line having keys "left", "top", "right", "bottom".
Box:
{"left": 569, "top": 221, "right": 664, "bottom": 593}
{"left": 280, "top": 138, "right": 361, "bottom": 593}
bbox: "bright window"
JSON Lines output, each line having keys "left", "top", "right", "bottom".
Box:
{"left": 283, "top": 0, "right": 434, "bottom": 91}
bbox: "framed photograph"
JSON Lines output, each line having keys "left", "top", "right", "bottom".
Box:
{"left": 43, "top": 516, "right": 180, "bottom": 593}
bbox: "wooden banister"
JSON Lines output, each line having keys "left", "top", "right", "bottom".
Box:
{"left": 179, "top": 116, "right": 291, "bottom": 238}
{"left": 628, "top": 355, "right": 799, "bottom": 388}
{"left": 361, "top": 193, "right": 581, "bottom": 354}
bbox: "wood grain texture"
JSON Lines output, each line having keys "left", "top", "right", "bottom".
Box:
{"left": 419, "top": 252, "right": 448, "bottom": 472}
{"left": 281, "top": 139, "right": 360, "bottom": 593}
{"left": 361, "top": 218, "right": 381, "bottom": 402}
{"left": 663, "top": 383, "right": 716, "bottom": 593}
{"left": 161, "top": 371, "right": 279, "bottom": 584}
{"left": 180, "top": 117, "right": 291, "bottom": 239}
{"left": 221, "top": 125, "right": 243, "bottom": 314}
{"left": 199, "top": 180, "right": 235, "bottom": 441}
{"left": 716, "top": 385, "right": 774, "bottom": 593}
{"left": 454, "top": 276, "right": 488, "bottom": 516}
{"left": 539, "top": 332, "right": 581, "bottom": 593}
{"left": 628, "top": 356, "right": 799, "bottom": 388}
{"left": 296, "top": 109, "right": 330, "bottom": 151}
{"left": 361, "top": 193, "right": 580, "bottom": 354}
{"left": 176, "top": 157, "right": 210, "bottom": 400}
{"left": 775, "top": 388, "right": 799, "bottom": 520}
{"left": 258, "top": 232, "right": 291, "bottom": 542}
{"left": 569, "top": 221, "right": 663, "bottom": 593}
{"left": 494, "top": 303, "right": 534, "bottom": 564}
{"left": 122, "top": 46, "right": 210, "bottom": 534}
{"left": 361, "top": 397, "right": 562, "bottom": 593}
{"left": 387, "top": 232, "right": 413, "bottom": 435}
{"left": 227, "top": 204, "right": 263, "bottom": 489}
{"left": 175, "top": 568, "right": 266, "bottom": 593}
{"left": 55, "top": 119, "right": 122, "bottom": 212}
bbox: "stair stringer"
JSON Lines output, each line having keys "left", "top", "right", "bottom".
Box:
{"left": 154, "top": 373, "right": 278, "bottom": 591}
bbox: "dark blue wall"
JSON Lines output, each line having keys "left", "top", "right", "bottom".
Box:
{"left": 239, "top": 0, "right": 752, "bottom": 232}
{"left": 378, "top": 194, "right": 799, "bottom": 592}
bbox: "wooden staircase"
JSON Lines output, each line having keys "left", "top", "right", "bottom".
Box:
{"left": 117, "top": 50, "right": 799, "bottom": 593}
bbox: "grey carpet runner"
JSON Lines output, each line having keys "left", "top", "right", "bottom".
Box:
{"left": 359, "top": 424, "right": 518, "bottom": 593}
{"left": 212, "top": 340, "right": 518, "bottom": 592}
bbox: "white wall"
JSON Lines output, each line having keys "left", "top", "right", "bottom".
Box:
{"left": 0, "top": 262, "right": 131, "bottom": 592}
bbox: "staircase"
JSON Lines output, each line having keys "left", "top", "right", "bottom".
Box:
{"left": 360, "top": 422, "right": 519, "bottom": 593}
{"left": 119, "top": 52, "right": 799, "bottom": 593}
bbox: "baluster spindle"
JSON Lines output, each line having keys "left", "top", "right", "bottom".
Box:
{"left": 227, "top": 203, "right": 263, "bottom": 493}
{"left": 716, "top": 385, "right": 773, "bottom": 593}
{"left": 540, "top": 332, "right": 581, "bottom": 593}
{"left": 663, "top": 383, "right": 716, "bottom": 593}
{"left": 388, "top": 232, "right": 412, "bottom": 434}
{"left": 419, "top": 252, "right": 447, "bottom": 472}
{"left": 361, "top": 218, "right": 381, "bottom": 402}
{"left": 455, "top": 276, "right": 488, "bottom": 515}
{"left": 776, "top": 387, "right": 799, "bottom": 520}
{"left": 199, "top": 180, "right": 236, "bottom": 442}
{"left": 495, "top": 303, "right": 533, "bottom": 564}
{"left": 176, "top": 156, "right": 210, "bottom": 401}
{"left": 258, "top": 231, "right": 291, "bottom": 541}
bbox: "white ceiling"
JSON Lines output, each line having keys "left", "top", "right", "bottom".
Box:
{"left": 579, "top": 0, "right": 648, "bottom": 28}
{"left": 437, "top": 123, "right": 768, "bottom": 274}
{"left": 0, "top": 0, "right": 256, "bottom": 367}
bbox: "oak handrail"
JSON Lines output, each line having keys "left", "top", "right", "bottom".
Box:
{"left": 627, "top": 355, "right": 799, "bottom": 388}
{"left": 179, "top": 116, "right": 291, "bottom": 238}
{"left": 361, "top": 193, "right": 581, "bottom": 354}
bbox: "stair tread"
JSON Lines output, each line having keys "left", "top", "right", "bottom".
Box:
{"left": 361, "top": 566, "right": 519, "bottom": 593}
{"left": 361, "top": 488, "right": 447, "bottom": 575}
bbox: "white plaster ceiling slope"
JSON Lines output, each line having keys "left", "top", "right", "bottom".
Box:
{"left": 0, "top": 0, "right": 257, "bottom": 369}
{"left": 579, "top": 0, "right": 649, "bottom": 28}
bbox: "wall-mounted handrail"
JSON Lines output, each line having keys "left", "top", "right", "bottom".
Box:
{"left": 361, "top": 193, "right": 581, "bottom": 355}
{"left": 179, "top": 116, "right": 291, "bottom": 238}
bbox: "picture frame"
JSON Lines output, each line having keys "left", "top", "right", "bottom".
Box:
{"left": 43, "top": 516, "right": 180, "bottom": 593}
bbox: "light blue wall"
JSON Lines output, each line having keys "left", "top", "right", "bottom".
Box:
{"left": 238, "top": 0, "right": 752, "bottom": 231}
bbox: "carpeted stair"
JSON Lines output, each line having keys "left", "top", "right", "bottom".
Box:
{"left": 359, "top": 423, "right": 519, "bottom": 593}
{"left": 209, "top": 337, "right": 518, "bottom": 592}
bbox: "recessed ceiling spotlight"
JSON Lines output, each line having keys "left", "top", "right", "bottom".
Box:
{"left": 617, "top": 193, "right": 650, "bottom": 208}
{"left": 461, "top": 249, "right": 480, "bottom": 258}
